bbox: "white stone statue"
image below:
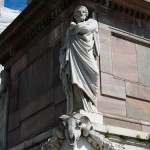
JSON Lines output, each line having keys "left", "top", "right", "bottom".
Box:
{"left": 59, "top": 6, "right": 100, "bottom": 114}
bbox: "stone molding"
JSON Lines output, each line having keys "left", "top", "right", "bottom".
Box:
{"left": 0, "top": 0, "right": 149, "bottom": 65}
{"left": 0, "top": 0, "right": 76, "bottom": 64}
{"left": 95, "top": 0, "right": 150, "bottom": 20}
{"left": 8, "top": 121, "right": 150, "bottom": 150}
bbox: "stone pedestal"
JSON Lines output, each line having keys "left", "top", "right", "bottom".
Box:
{"left": 61, "top": 137, "right": 95, "bottom": 150}
{"left": 78, "top": 110, "right": 103, "bottom": 124}
{"left": 41, "top": 111, "right": 123, "bottom": 150}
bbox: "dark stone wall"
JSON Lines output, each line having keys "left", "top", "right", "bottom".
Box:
{"left": 7, "top": 3, "right": 75, "bottom": 148}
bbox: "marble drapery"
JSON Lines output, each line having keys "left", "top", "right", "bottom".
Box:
{"left": 60, "top": 12, "right": 100, "bottom": 114}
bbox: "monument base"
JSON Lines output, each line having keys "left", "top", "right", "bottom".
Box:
{"left": 77, "top": 110, "right": 103, "bottom": 124}
{"left": 41, "top": 111, "right": 124, "bottom": 150}
{"left": 61, "top": 137, "right": 95, "bottom": 150}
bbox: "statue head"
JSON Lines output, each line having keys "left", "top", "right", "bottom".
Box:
{"left": 73, "top": 6, "right": 89, "bottom": 23}
{"left": 58, "top": 114, "right": 93, "bottom": 147}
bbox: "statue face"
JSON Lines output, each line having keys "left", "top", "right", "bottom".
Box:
{"left": 74, "top": 6, "right": 88, "bottom": 22}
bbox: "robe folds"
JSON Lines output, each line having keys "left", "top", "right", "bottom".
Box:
{"left": 59, "top": 19, "right": 100, "bottom": 114}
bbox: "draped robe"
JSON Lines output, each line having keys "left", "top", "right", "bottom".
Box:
{"left": 59, "top": 19, "right": 100, "bottom": 114}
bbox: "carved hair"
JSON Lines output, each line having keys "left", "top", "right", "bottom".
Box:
{"left": 73, "top": 5, "right": 89, "bottom": 18}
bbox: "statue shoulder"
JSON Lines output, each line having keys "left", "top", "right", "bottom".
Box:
{"left": 87, "top": 18, "right": 98, "bottom": 28}
{"left": 88, "top": 18, "right": 97, "bottom": 24}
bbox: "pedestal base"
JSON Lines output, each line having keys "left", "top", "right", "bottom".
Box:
{"left": 78, "top": 110, "right": 103, "bottom": 124}
{"left": 61, "top": 137, "right": 95, "bottom": 150}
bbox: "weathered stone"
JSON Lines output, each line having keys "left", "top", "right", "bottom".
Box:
{"left": 8, "top": 127, "right": 21, "bottom": 148}
{"left": 136, "top": 44, "right": 150, "bottom": 86}
{"left": 97, "top": 95, "right": 126, "bottom": 117}
{"left": 126, "top": 97, "right": 150, "bottom": 122}
{"left": 104, "top": 117, "right": 142, "bottom": 131}
{"left": 142, "top": 125, "right": 150, "bottom": 132}
{"left": 61, "top": 137, "right": 94, "bottom": 150}
{"left": 19, "top": 51, "right": 54, "bottom": 108}
{"left": 99, "top": 27, "right": 112, "bottom": 74}
{"left": 55, "top": 101, "right": 67, "bottom": 122}
{"left": 20, "top": 105, "right": 55, "bottom": 141}
{"left": 54, "top": 84, "right": 66, "bottom": 105}
{"left": 78, "top": 110, "right": 103, "bottom": 124}
{"left": 11, "top": 55, "right": 26, "bottom": 76}
{"left": 111, "top": 36, "right": 138, "bottom": 82}
{"left": 0, "top": 92, "right": 8, "bottom": 150}
{"left": 101, "top": 72, "right": 126, "bottom": 99}
{"left": 20, "top": 89, "right": 54, "bottom": 121}
{"left": 8, "top": 110, "right": 20, "bottom": 131}
{"left": 126, "top": 82, "right": 150, "bottom": 101}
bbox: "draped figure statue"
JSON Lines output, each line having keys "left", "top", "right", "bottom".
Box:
{"left": 59, "top": 6, "right": 100, "bottom": 114}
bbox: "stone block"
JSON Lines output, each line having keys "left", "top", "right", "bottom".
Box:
{"left": 51, "top": 44, "right": 61, "bottom": 86}
{"left": 10, "top": 75, "right": 17, "bottom": 98}
{"left": 111, "top": 36, "right": 138, "bottom": 82}
{"left": 8, "top": 128, "right": 21, "bottom": 148}
{"left": 19, "top": 51, "right": 54, "bottom": 108}
{"left": 11, "top": 55, "right": 26, "bottom": 76}
{"left": 126, "top": 82, "right": 150, "bottom": 101}
{"left": 136, "top": 44, "right": 150, "bottom": 86}
{"left": 142, "top": 125, "right": 150, "bottom": 132}
{"left": 101, "top": 72, "right": 126, "bottom": 99}
{"left": 99, "top": 28, "right": 112, "bottom": 74}
{"left": 9, "top": 98, "right": 18, "bottom": 114}
{"left": 97, "top": 95, "right": 126, "bottom": 117}
{"left": 54, "top": 84, "right": 66, "bottom": 105}
{"left": 27, "top": 33, "right": 52, "bottom": 64}
{"left": 123, "top": 144, "right": 147, "bottom": 150}
{"left": 105, "top": 125, "right": 148, "bottom": 140}
{"left": 126, "top": 97, "right": 150, "bottom": 122}
{"left": 78, "top": 110, "right": 103, "bottom": 124}
{"left": 61, "top": 137, "right": 93, "bottom": 150}
{"left": 20, "top": 88, "right": 54, "bottom": 121}
{"left": 8, "top": 110, "right": 20, "bottom": 131}
{"left": 20, "top": 105, "right": 55, "bottom": 141}
{"left": 104, "top": 117, "right": 142, "bottom": 131}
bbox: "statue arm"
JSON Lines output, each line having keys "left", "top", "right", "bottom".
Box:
{"left": 71, "top": 19, "right": 98, "bottom": 35}
{"left": 79, "top": 19, "right": 98, "bottom": 34}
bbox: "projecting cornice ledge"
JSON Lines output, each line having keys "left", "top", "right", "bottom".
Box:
{"left": 0, "top": 0, "right": 76, "bottom": 65}
{"left": 93, "top": 0, "right": 150, "bottom": 20}
{"left": 0, "top": 0, "right": 149, "bottom": 65}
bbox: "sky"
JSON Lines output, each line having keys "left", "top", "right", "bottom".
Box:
{"left": 5, "top": 0, "right": 27, "bottom": 11}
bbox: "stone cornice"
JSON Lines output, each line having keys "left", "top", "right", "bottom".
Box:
{"left": 9, "top": 122, "right": 150, "bottom": 150}
{"left": 94, "top": 0, "right": 150, "bottom": 19}
{"left": 0, "top": 0, "right": 76, "bottom": 65}
{"left": 0, "top": 0, "right": 149, "bottom": 65}
{"left": 111, "top": 0, "right": 150, "bottom": 19}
